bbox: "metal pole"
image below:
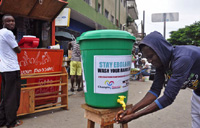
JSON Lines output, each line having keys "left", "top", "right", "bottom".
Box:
{"left": 141, "top": 20, "right": 143, "bottom": 39}
{"left": 163, "top": 13, "right": 166, "bottom": 39}
{"left": 142, "top": 10, "right": 145, "bottom": 39}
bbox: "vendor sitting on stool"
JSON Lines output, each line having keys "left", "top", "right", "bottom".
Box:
{"left": 68, "top": 39, "right": 82, "bottom": 92}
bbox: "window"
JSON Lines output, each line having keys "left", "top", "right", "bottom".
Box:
{"left": 98, "top": 3, "right": 101, "bottom": 13}
{"left": 105, "top": 9, "right": 109, "bottom": 19}
{"left": 84, "top": 0, "right": 90, "bottom": 5}
{"left": 123, "top": 0, "right": 126, "bottom": 7}
{"left": 116, "top": 19, "right": 119, "bottom": 27}
{"left": 111, "top": 15, "right": 114, "bottom": 23}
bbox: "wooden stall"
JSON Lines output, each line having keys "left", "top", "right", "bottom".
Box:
{"left": 0, "top": 49, "right": 68, "bottom": 116}
{"left": 0, "top": 0, "right": 67, "bottom": 21}
{"left": 0, "top": 0, "right": 69, "bottom": 115}
{"left": 0, "top": 0, "right": 68, "bottom": 46}
{"left": 18, "top": 49, "right": 64, "bottom": 105}
{"left": 18, "top": 66, "right": 68, "bottom": 116}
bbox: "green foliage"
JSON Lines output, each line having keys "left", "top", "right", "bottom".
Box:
{"left": 167, "top": 21, "right": 200, "bottom": 46}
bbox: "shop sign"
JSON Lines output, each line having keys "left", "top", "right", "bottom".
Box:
{"left": 55, "top": 8, "right": 71, "bottom": 27}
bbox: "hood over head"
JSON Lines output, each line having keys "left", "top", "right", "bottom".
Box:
{"left": 139, "top": 31, "right": 173, "bottom": 70}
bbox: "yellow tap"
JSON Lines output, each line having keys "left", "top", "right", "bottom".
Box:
{"left": 117, "top": 96, "right": 126, "bottom": 110}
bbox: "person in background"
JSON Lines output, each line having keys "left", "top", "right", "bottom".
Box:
{"left": 135, "top": 52, "right": 142, "bottom": 68}
{"left": 130, "top": 48, "right": 137, "bottom": 81}
{"left": 115, "top": 31, "right": 200, "bottom": 128}
{"left": 0, "top": 14, "right": 23, "bottom": 128}
{"left": 139, "top": 58, "right": 151, "bottom": 81}
{"left": 131, "top": 48, "right": 136, "bottom": 69}
{"left": 68, "top": 39, "right": 82, "bottom": 92}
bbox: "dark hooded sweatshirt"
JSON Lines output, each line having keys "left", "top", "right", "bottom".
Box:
{"left": 139, "top": 31, "right": 200, "bottom": 109}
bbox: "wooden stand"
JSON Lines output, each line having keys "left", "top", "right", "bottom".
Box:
{"left": 17, "top": 67, "right": 68, "bottom": 116}
{"left": 81, "top": 104, "right": 132, "bottom": 128}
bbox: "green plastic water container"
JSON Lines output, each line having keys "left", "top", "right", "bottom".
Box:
{"left": 77, "top": 30, "right": 135, "bottom": 108}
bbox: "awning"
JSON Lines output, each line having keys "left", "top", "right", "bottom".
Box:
{"left": 55, "top": 31, "right": 73, "bottom": 40}
{"left": 0, "top": 0, "right": 68, "bottom": 21}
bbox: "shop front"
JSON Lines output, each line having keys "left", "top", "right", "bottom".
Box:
{"left": 56, "top": 18, "right": 95, "bottom": 39}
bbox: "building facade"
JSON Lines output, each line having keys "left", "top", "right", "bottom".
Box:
{"left": 57, "top": 0, "right": 138, "bottom": 37}
{"left": 127, "top": 0, "right": 138, "bottom": 36}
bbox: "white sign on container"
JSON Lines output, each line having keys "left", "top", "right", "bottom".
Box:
{"left": 94, "top": 55, "right": 131, "bottom": 94}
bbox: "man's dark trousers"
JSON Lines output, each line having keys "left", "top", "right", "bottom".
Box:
{"left": 0, "top": 71, "right": 21, "bottom": 127}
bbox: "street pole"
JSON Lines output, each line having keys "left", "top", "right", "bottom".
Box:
{"left": 152, "top": 12, "right": 179, "bottom": 39}
{"left": 142, "top": 10, "right": 145, "bottom": 39}
{"left": 163, "top": 13, "right": 166, "bottom": 39}
{"left": 141, "top": 20, "right": 143, "bottom": 39}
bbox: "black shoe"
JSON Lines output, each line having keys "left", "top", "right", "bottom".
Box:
{"left": 7, "top": 120, "right": 23, "bottom": 128}
{"left": 0, "top": 121, "right": 6, "bottom": 127}
{"left": 70, "top": 88, "right": 74, "bottom": 92}
{"left": 77, "top": 88, "right": 83, "bottom": 92}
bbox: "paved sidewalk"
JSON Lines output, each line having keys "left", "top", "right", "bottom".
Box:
{"left": 4, "top": 80, "right": 192, "bottom": 128}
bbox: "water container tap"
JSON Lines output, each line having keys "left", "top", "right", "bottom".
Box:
{"left": 117, "top": 96, "right": 126, "bottom": 110}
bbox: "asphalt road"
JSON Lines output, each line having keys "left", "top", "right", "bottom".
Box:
{"left": 4, "top": 80, "right": 192, "bottom": 128}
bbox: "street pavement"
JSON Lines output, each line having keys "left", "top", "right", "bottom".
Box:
{"left": 4, "top": 80, "right": 192, "bottom": 128}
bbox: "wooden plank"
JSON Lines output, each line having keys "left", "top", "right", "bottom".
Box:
{"left": 101, "top": 112, "right": 116, "bottom": 126}
{"left": 0, "top": 0, "right": 37, "bottom": 16}
{"left": 35, "top": 91, "right": 60, "bottom": 97}
{"left": 21, "top": 73, "right": 67, "bottom": 79}
{"left": 21, "top": 83, "right": 67, "bottom": 90}
{"left": 121, "top": 124, "right": 128, "bottom": 128}
{"left": 35, "top": 102, "right": 61, "bottom": 110}
{"left": 81, "top": 104, "right": 133, "bottom": 115}
{"left": 85, "top": 110, "right": 119, "bottom": 127}
{"left": 82, "top": 104, "right": 132, "bottom": 127}
{"left": 17, "top": 90, "right": 30, "bottom": 115}
{"left": 21, "top": 71, "right": 62, "bottom": 76}
{"left": 21, "top": 80, "right": 61, "bottom": 86}
{"left": 29, "top": 0, "right": 67, "bottom": 21}
{"left": 87, "top": 120, "right": 95, "bottom": 128}
{"left": 35, "top": 94, "right": 66, "bottom": 101}
{"left": 100, "top": 124, "right": 113, "bottom": 128}
{"left": 0, "top": 0, "right": 67, "bottom": 21}
{"left": 81, "top": 104, "right": 102, "bottom": 115}
{"left": 34, "top": 105, "right": 67, "bottom": 113}
{"left": 85, "top": 110, "right": 102, "bottom": 125}
{"left": 17, "top": 67, "right": 69, "bottom": 116}
{"left": 29, "top": 89, "right": 35, "bottom": 113}
{"left": 61, "top": 67, "right": 68, "bottom": 110}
